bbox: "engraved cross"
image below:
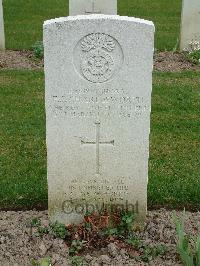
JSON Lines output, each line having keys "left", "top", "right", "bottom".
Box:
{"left": 81, "top": 122, "right": 114, "bottom": 174}
{"left": 85, "top": 1, "right": 101, "bottom": 14}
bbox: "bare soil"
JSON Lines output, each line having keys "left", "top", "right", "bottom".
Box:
{"left": 154, "top": 51, "right": 200, "bottom": 72}
{"left": 0, "top": 50, "right": 43, "bottom": 70}
{"left": 0, "top": 50, "right": 200, "bottom": 72}
{"left": 0, "top": 209, "right": 199, "bottom": 265}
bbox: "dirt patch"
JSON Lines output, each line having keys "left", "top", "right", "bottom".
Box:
{"left": 0, "top": 209, "right": 199, "bottom": 265}
{"left": 154, "top": 51, "right": 200, "bottom": 72}
{"left": 0, "top": 50, "right": 43, "bottom": 70}
{"left": 0, "top": 50, "right": 200, "bottom": 72}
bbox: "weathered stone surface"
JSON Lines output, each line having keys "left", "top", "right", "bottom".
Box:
{"left": 0, "top": 0, "right": 5, "bottom": 50}
{"left": 69, "top": 0, "right": 117, "bottom": 16}
{"left": 180, "top": 0, "right": 200, "bottom": 51}
{"left": 43, "top": 15, "right": 154, "bottom": 225}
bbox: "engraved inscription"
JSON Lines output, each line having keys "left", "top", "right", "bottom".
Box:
{"left": 74, "top": 33, "right": 123, "bottom": 83}
{"left": 51, "top": 90, "right": 148, "bottom": 120}
{"left": 66, "top": 176, "right": 132, "bottom": 204}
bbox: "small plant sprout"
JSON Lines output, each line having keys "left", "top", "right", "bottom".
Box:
{"left": 183, "top": 41, "right": 200, "bottom": 64}
{"left": 50, "top": 221, "right": 70, "bottom": 239}
{"left": 172, "top": 37, "right": 179, "bottom": 53}
{"left": 30, "top": 218, "right": 41, "bottom": 227}
{"left": 31, "top": 257, "right": 52, "bottom": 266}
{"left": 69, "top": 240, "right": 86, "bottom": 256}
{"left": 173, "top": 211, "right": 200, "bottom": 266}
{"left": 70, "top": 255, "right": 85, "bottom": 266}
{"left": 117, "top": 211, "right": 135, "bottom": 236}
{"left": 32, "top": 41, "right": 44, "bottom": 59}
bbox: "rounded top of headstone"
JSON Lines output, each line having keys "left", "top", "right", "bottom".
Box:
{"left": 43, "top": 14, "right": 154, "bottom": 31}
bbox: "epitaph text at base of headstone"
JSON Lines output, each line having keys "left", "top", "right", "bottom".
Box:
{"left": 69, "top": 0, "right": 117, "bottom": 16}
{"left": 180, "top": 0, "right": 200, "bottom": 51}
{"left": 44, "top": 15, "right": 154, "bottom": 225}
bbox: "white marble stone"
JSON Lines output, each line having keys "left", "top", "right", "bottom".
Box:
{"left": 0, "top": 0, "right": 5, "bottom": 50}
{"left": 69, "top": 0, "right": 117, "bottom": 16}
{"left": 44, "top": 15, "right": 154, "bottom": 225}
{"left": 180, "top": 0, "right": 200, "bottom": 51}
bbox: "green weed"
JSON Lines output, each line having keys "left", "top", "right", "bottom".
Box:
{"left": 69, "top": 240, "right": 86, "bottom": 256}
{"left": 70, "top": 255, "right": 85, "bottom": 266}
{"left": 186, "top": 50, "right": 200, "bottom": 65}
{"left": 32, "top": 41, "right": 44, "bottom": 59}
{"left": 30, "top": 257, "right": 51, "bottom": 266}
{"left": 126, "top": 235, "right": 167, "bottom": 262}
{"left": 173, "top": 211, "right": 200, "bottom": 266}
{"left": 50, "top": 221, "right": 70, "bottom": 239}
{"left": 31, "top": 218, "right": 41, "bottom": 227}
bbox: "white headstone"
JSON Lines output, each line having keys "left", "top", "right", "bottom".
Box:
{"left": 69, "top": 0, "right": 117, "bottom": 16}
{"left": 180, "top": 0, "right": 200, "bottom": 51}
{"left": 0, "top": 0, "right": 5, "bottom": 50}
{"left": 44, "top": 15, "right": 154, "bottom": 225}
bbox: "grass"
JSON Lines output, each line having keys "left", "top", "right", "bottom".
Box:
{"left": 0, "top": 70, "right": 47, "bottom": 209}
{"left": 3, "top": 0, "right": 181, "bottom": 51}
{"left": 149, "top": 72, "right": 200, "bottom": 210}
{"left": 0, "top": 70, "right": 199, "bottom": 210}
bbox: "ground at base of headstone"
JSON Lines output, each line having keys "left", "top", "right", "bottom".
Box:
{"left": 0, "top": 50, "right": 200, "bottom": 72}
{"left": 0, "top": 209, "right": 199, "bottom": 265}
{"left": 154, "top": 51, "right": 200, "bottom": 72}
{"left": 0, "top": 50, "right": 43, "bottom": 70}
